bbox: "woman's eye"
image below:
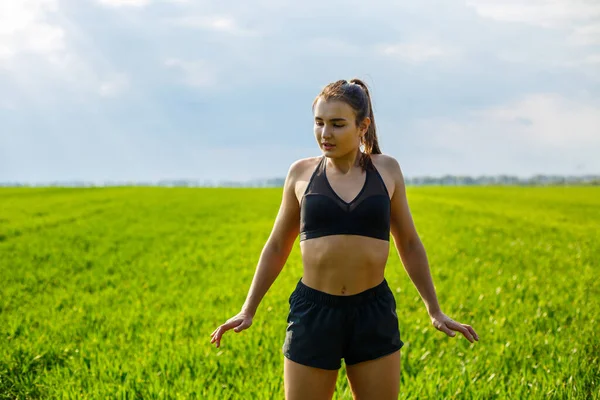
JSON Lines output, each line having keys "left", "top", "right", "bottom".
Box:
{"left": 314, "top": 122, "right": 344, "bottom": 128}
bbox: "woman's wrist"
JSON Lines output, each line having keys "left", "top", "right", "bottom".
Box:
{"left": 241, "top": 305, "right": 256, "bottom": 317}
{"left": 427, "top": 305, "right": 442, "bottom": 317}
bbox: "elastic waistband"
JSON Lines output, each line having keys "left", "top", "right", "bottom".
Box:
{"left": 293, "top": 278, "right": 391, "bottom": 307}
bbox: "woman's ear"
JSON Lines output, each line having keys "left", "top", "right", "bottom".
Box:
{"left": 360, "top": 117, "right": 371, "bottom": 135}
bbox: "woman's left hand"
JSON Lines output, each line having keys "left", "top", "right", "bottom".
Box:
{"left": 429, "top": 310, "right": 479, "bottom": 343}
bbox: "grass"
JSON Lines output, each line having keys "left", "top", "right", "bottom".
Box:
{"left": 0, "top": 186, "right": 598, "bottom": 399}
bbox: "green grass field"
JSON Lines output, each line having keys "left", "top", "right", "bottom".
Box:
{"left": 1, "top": 186, "right": 599, "bottom": 399}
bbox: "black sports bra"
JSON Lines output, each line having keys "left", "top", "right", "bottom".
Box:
{"left": 299, "top": 155, "right": 391, "bottom": 242}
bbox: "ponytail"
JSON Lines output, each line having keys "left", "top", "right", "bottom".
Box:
{"left": 349, "top": 79, "right": 381, "bottom": 170}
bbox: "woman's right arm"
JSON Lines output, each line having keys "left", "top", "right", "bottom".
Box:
{"left": 210, "top": 159, "right": 303, "bottom": 348}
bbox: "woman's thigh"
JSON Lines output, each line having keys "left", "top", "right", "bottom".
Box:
{"left": 345, "top": 350, "right": 400, "bottom": 400}
{"left": 284, "top": 357, "right": 339, "bottom": 400}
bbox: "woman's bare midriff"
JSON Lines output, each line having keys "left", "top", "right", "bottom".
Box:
{"left": 299, "top": 235, "right": 390, "bottom": 295}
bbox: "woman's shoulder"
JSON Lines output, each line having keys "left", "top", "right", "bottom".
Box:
{"left": 287, "top": 156, "right": 323, "bottom": 180}
{"left": 371, "top": 153, "right": 402, "bottom": 175}
{"left": 370, "top": 154, "right": 404, "bottom": 197}
{"left": 283, "top": 157, "right": 322, "bottom": 198}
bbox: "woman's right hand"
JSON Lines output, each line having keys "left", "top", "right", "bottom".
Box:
{"left": 210, "top": 311, "right": 254, "bottom": 348}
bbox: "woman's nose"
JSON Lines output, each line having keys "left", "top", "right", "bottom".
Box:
{"left": 322, "top": 126, "right": 333, "bottom": 138}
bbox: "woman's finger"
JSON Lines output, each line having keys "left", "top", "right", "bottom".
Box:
{"left": 465, "top": 325, "right": 479, "bottom": 341}
{"left": 210, "top": 313, "right": 255, "bottom": 347}
{"left": 212, "top": 326, "right": 227, "bottom": 346}
{"left": 211, "top": 329, "right": 222, "bottom": 346}
{"left": 433, "top": 320, "right": 456, "bottom": 337}
{"left": 214, "top": 319, "right": 239, "bottom": 337}
{"left": 448, "top": 321, "right": 474, "bottom": 342}
{"left": 215, "top": 327, "right": 227, "bottom": 347}
{"left": 211, "top": 319, "right": 245, "bottom": 347}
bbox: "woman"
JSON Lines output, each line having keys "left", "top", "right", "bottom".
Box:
{"left": 210, "top": 79, "right": 479, "bottom": 399}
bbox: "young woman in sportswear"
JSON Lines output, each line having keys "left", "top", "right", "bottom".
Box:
{"left": 211, "top": 78, "right": 479, "bottom": 400}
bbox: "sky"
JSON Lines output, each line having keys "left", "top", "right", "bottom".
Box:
{"left": 1, "top": 0, "right": 599, "bottom": 184}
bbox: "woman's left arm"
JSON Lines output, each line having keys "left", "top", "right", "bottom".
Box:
{"left": 383, "top": 155, "right": 479, "bottom": 343}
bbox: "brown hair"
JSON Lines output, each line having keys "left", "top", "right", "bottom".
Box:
{"left": 312, "top": 78, "right": 381, "bottom": 170}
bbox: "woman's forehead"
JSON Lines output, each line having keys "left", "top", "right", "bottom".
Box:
{"left": 313, "top": 98, "right": 354, "bottom": 119}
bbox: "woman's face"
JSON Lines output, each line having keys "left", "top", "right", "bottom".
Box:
{"left": 313, "top": 98, "right": 369, "bottom": 157}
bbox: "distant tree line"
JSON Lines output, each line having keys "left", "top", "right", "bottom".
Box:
{"left": 1, "top": 175, "right": 599, "bottom": 188}
{"left": 405, "top": 174, "right": 600, "bottom": 186}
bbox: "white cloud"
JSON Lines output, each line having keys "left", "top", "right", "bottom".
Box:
{"left": 302, "top": 37, "right": 360, "bottom": 57}
{"left": 164, "top": 58, "right": 217, "bottom": 87}
{"left": 581, "top": 54, "right": 600, "bottom": 64}
{"left": 416, "top": 93, "right": 600, "bottom": 159}
{"left": 98, "top": 74, "right": 129, "bottom": 97}
{"left": 561, "top": 53, "right": 600, "bottom": 67}
{"left": 556, "top": 53, "right": 600, "bottom": 82}
{"left": 466, "top": 0, "right": 600, "bottom": 83}
{"left": 0, "top": 98, "right": 16, "bottom": 110}
{"left": 97, "top": 0, "right": 151, "bottom": 8}
{"left": 376, "top": 39, "right": 462, "bottom": 64}
{"left": 0, "top": 0, "right": 65, "bottom": 62}
{"left": 170, "top": 15, "right": 259, "bottom": 36}
{"left": 407, "top": 93, "right": 600, "bottom": 175}
{"left": 378, "top": 43, "right": 447, "bottom": 63}
{"left": 465, "top": 2, "right": 600, "bottom": 80}
{"left": 472, "top": 93, "right": 600, "bottom": 147}
{"left": 466, "top": 0, "right": 600, "bottom": 28}
{"left": 3, "top": 0, "right": 600, "bottom": 181}
{"left": 568, "top": 23, "right": 600, "bottom": 46}
{"left": 0, "top": 0, "right": 132, "bottom": 102}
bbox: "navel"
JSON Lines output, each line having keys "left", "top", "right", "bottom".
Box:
{"left": 341, "top": 285, "right": 346, "bottom": 295}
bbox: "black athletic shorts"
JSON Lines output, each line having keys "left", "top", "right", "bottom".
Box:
{"left": 281, "top": 278, "right": 404, "bottom": 370}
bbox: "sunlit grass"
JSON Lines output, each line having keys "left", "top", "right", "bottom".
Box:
{"left": 1, "top": 186, "right": 598, "bottom": 399}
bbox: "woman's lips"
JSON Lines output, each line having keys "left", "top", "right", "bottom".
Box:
{"left": 323, "top": 143, "right": 335, "bottom": 150}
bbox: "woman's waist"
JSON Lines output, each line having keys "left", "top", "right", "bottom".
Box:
{"left": 300, "top": 259, "right": 387, "bottom": 295}
{"left": 299, "top": 235, "right": 389, "bottom": 295}
{"left": 299, "top": 267, "right": 386, "bottom": 296}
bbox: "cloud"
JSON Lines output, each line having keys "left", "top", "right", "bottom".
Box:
{"left": 98, "top": 74, "right": 129, "bottom": 97}
{"left": 581, "top": 54, "right": 600, "bottom": 64}
{"left": 556, "top": 53, "right": 600, "bottom": 82}
{"left": 0, "top": 0, "right": 66, "bottom": 62}
{"left": 466, "top": 0, "right": 600, "bottom": 28}
{"left": 472, "top": 93, "right": 600, "bottom": 147}
{"left": 405, "top": 93, "right": 600, "bottom": 175}
{"left": 376, "top": 42, "right": 459, "bottom": 64}
{"left": 561, "top": 53, "right": 600, "bottom": 67}
{"left": 164, "top": 58, "right": 218, "bottom": 87}
{"left": 465, "top": 0, "right": 600, "bottom": 87}
{"left": 96, "top": 0, "right": 151, "bottom": 8}
{"left": 568, "top": 23, "right": 600, "bottom": 46}
{"left": 2, "top": 0, "right": 600, "bottom": 182}
{"left": 462, "top": 2, "right": 600, "bottom": 82}
{"left": 170, "top": 15, "right": 260, "bottom": 36}
{"left": 0, "top": 0, "right": 135, "bottom": 104}
{"left": 0, "top": 98, "right": 16, "bottom": 110}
